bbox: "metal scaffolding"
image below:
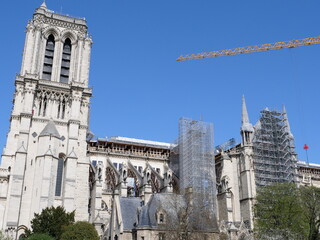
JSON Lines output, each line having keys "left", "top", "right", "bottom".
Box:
{"left": 178, "top": 118, "right": 217, "bottom": 205}
{"left": 252, "top": 109, "right": 298, "bottom": 187}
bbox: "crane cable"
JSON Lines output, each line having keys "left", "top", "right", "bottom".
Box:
{"left": 289, "top": 48, "right": 309, "bottom": 162}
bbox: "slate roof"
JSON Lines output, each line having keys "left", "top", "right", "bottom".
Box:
{"left": 137, "top": 193, "right": 185, "bottom": 228}
{"left": 119, "top": 193, "right": 218, "bottom": 232}
{"left": 39, "top": 120, "right": 60, "bottom": 138}
{"left": 120, "top": 197, "right": 141, "bottom": 230}
{"left": 119, "top": 194, "right": 185, "bottom": 230}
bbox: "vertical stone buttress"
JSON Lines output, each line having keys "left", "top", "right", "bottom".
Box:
{"left": 217, "top": 152, "right": 242, "bottom": 224}
{"left": 0, "top": 3, "right": 92, "bottom": 237}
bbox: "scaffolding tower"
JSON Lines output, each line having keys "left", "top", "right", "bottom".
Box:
{"left": 178, "top": 118, "right": 217, "bottom": 206}
{"left": 252, "top": 109, "right": 298, "bottom": 188}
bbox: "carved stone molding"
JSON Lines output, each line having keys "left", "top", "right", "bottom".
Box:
{"left": 34, "top": 13, "right": 87, "bottom": 33}
{"left": 69, "top": 119, "right": 80, "bottom": 125}
{"left": 20, "top": 113, "right": 32, "bottom": 118}
{"left": 11, "top": 115, "right": 20, "bottom": 121}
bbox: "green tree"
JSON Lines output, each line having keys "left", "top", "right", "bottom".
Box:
{"left": 300, "top": 186, "right": 320, "bottom": 240}
{"left": 30, "top": 206, "right": 74, "bottom": 239}
{"left": 254, "top": 182, "right": 307, "bottom": 240}
{"left": 27, "top": 233, "right": 55, "bottom": 240}
{"left": 60, "top": 221, "right": 99, "bottom": 240}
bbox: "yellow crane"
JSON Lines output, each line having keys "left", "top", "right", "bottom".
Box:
{"left": 176, "top": 36, "right": 320, "bottom": 61}
{"left": 176, "top": 35, "right": 317, "bottom": 154}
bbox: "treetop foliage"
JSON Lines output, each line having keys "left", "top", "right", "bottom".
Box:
{"left": 299, "top": 186, "right": 320, "bottom": 240}
{"left": 60, "top": 221, "right": 99, "bottom": 240}
{"left": 254, "top": 183, "right": 320, "bottom": 240}
{"left": 26, "top": 233, "right": 55, "bottom": 240}
{"left": 30, "top": 206, "right": 74, "bottom": 239}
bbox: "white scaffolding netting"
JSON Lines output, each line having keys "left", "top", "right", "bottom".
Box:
{"left": 252, "top": 109, "right": 298, "bottom": 188}
{"left": 178, "top": 118, "right": 217, "bottom": 227}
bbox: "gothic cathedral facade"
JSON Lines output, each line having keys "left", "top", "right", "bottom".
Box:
{"left": 0, "top": 3, "right": 92, "bottom": 237}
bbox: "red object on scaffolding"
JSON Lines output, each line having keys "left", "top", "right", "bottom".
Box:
{"left": 303, "top": 144, "right": 309, "bottom": 164}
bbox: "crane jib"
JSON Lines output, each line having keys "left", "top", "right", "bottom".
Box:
{"left": 176, "top": 36, "right": 320, "bottom": 61}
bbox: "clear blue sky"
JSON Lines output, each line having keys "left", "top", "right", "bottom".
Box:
{"left": 1, "top": 0, "right": 319, "bottom": 164}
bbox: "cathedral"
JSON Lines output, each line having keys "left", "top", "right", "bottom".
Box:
{"left": 0, "top": 2, "right": 92, "bottom": 238}
{"left": 0, "top": 3, "right": 319, "bottom": 240}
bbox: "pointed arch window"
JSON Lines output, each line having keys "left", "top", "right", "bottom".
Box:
{"left": 38, "top": 93, "right": 48, "bottom": 117}
{"left": 43, "top": 34, "right": 55, "bottom": 81}
{"left": 60, "top": 38, "right": 72, "bottom": 83}
{"left": 55, "top": 157, "right": 64, "bottom": 196}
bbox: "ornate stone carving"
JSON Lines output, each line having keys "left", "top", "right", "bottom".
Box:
{"left": 221, "top": 175, "right": 231, "bottom": 193}
{"left": 26, "top": 22, "right": 35, "bottom": 32}
{"left": 60, "top": 29, "right": 77, "bottom": 44}
{"left": 71, "top": 91, "right": 82, "bottom": 101}
{"left": 16, "top": 85, "right": 24, "bottom": 94}
{"left": 41, "top": 25, "right": 60, "bottom": 40}
{"left": 33, "top": 14, "right": 45, "bottom": 25}
{"left": 39, "top": 16, "right": 87, "bottom": 33}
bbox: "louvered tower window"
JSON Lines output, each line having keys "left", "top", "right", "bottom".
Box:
{"left": 43, "top": 34, "right": 55, "bottom": 81}
{"left": 60, "top": 38, "right": 71, "bottom": 83}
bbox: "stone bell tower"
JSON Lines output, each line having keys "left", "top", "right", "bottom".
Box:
{"left": 0, "top": 2, "right": 92, "bottom": 237}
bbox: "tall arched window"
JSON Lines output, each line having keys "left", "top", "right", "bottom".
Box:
{"left": 55, "top": 156, "right": 64, "bottom": 196}
{"left": 42, "top": 95, "right": 47, "bottom": 116}
{"left": 43, "top": 34, "right": 55, "bottom": 81}
{"left": 60, "top": 38, "right": 71, "bottom": 83}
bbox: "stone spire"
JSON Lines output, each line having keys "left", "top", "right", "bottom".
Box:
{"left": 40, "top": 1, "right": 47, "bottom": 9}
{"left": 282, "top": 105, "right": 294, "bottom": 139}
{"left": 241, "top": 95, "right": 253, "bottom": 132}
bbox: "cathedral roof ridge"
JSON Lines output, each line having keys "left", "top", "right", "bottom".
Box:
{"left": 108, "top": 136, "right": 174, "bottom": 149}
{"left": 298, "top": 161, "right": 320, "bottom": 169}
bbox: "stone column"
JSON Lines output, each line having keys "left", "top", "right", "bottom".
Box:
{"left": 80, "top": 37, "right": 92, "bottom": 86}
{"left": 31, "top": 25, "right": 42, "bottom": 75}
{"left": 22, "top": 80, "right": 36, "bottom": 114}
{"left": 74, "top": 36, "right": 84, "bottom": 82}
{"left": 51, "top": 40, "right": 62, "bottom": 82}
{"left": 63, "top": 153, "right": 77, "bottom": 212}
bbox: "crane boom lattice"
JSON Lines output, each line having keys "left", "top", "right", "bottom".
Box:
{"left": 176, "top": 36, "right": 320, "bottom": 61}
